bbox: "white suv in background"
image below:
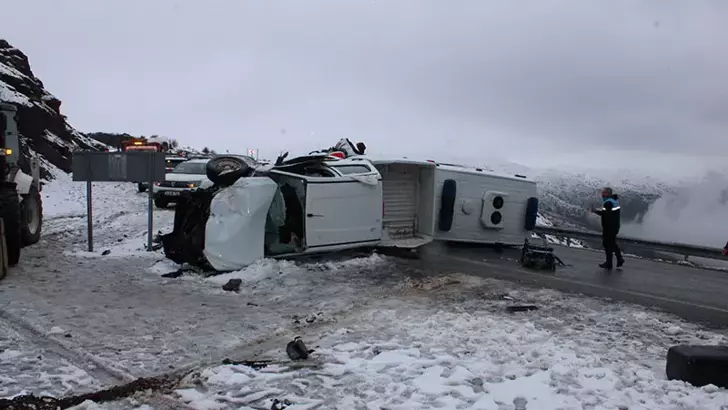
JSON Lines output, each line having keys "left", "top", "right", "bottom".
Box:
{"left": 137, "top": 155, "right": 189, "bottom": 193}
{"left": 152, "top": 158, "right": 212, "bottom": 208}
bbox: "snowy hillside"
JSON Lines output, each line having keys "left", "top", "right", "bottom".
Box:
{"left": 0, "top": 39, "right": 107, "bottom": 179}
{"left": 534, "top": 168, "right": 672, "bottom": 230}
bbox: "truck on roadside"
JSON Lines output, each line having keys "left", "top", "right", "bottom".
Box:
{"left": 121, "top": 138, "right": 167, "bottom": 192}
{"left": 161, "top": 139, "right": 540, "bottom": 272}
{"left": 0, "top": 103, "right": 43, "bottom": 278}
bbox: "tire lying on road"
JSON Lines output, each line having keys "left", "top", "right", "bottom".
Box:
{"left": 666, "top": 344, "right": 728, "bottom": 388}
{"left": 206, "top": 155, "right": 257, "bottom": 187}
{"left": 0, "top": 182, "right": 22, "bottom": 266}
{"left": 21, "top": 185, "right": 42, "bottom": 246}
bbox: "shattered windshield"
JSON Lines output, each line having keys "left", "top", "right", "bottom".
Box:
{"left": 171, "top": 162, "right": 207, "bottom": 174}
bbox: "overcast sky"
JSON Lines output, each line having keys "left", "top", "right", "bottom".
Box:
{"left": 4, "top": 0, "right": 728, "bottom": 175}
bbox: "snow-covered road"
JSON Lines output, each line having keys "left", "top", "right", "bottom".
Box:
{"left": 1, "top": 171, "right": 727, "bottom": 409}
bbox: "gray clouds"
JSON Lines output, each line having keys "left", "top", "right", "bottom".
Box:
{"left": 3, "top": 0, "right": 728, "bottom": 170}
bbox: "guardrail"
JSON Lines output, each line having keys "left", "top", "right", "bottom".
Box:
{"left": 533, "top": 226, "right": 726, "bottom": 262}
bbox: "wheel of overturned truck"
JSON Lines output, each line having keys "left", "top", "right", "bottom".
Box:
{"left": 137, "top": 182, "right": 147, "bottom": 193}
{"left": 206, "top": 155, "right": 256, "bottom": 187}
{"left": 154, "top": 198, "right": 170, "bottom": 209}
{"left": 0, "top": 183, "right": 22, "bottom": 266}
{"left": 21, "top": 186, "right": 42, "bottom": 246}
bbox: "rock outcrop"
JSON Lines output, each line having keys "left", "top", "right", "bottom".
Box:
{"left": 0, "top": 39, "right": 106, "bottom": 180}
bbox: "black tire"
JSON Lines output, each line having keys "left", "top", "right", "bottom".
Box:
{"left": 138, "top": 183, "right": 147, "bottom": 193}
{"left": 667, "top": 344, "right": 728, "bottom": 388}
{"left": 21, "top": 185, "right": 42, "bottom": 246}
{"left": 155, "top": 198, "right": 170, "bottom": 209}
{"left": 0, "top": 183, "right": 22, "bottom": 266}
{"left": 206, "top": 155, "right": 255, "bottom": 186}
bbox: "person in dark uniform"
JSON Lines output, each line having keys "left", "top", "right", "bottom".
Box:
{"left": 590, "top": 187, "right": 625, "bottom": 270}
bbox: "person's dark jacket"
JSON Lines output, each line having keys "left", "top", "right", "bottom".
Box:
{"left": 594, "top": 195, "right": 621, "bottom": 236}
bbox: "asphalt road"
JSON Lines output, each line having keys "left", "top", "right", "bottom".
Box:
{"left": 418, "top": 242, "right": 728, "bottom": 328}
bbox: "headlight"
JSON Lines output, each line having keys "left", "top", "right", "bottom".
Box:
{"left": 188, "top": 181, "right": 201, "bottom": 188}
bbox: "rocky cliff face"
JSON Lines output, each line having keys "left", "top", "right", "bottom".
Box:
{"left": 0, "top": 39, "right": 106, "bottom": 180}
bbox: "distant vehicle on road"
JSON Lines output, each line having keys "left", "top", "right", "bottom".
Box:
{"left": 121, "top": 138, "right": 167, "bottom": 193}
{"left": 152, "top": 158, "right": 212, "bottom": 208}
{"left": 136, "top": 155, "right": 189, "bottom": 193}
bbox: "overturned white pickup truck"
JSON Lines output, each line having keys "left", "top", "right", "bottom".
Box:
{"left": 161, "top": 141, "right": 539, "bottom": 271}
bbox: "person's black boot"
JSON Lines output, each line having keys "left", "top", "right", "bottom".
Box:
{"left": 599, "top": 262, "right": 612, "bottom": 270}
{"left": 617, "top": 258, "right": 625, "bottom": 268}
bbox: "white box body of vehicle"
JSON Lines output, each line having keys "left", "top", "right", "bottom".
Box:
{"left": 368, "top": 158, "right": 437, "bottom": 248}
{"left": 432, "top": 165, "right": 538, "bottom": 246}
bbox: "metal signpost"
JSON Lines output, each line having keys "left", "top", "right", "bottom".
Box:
{"left": 72, "top": 151, "right": 166, "bottom": 252}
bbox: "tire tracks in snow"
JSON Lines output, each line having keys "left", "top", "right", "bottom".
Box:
{"left": 43, "top": 209, "right": 137, "bottom": 239}
{"left": 0, "top": 309, "right": 195, "bottom": 409}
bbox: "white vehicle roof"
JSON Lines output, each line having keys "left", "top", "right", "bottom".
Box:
{"left": 184, "top": 158, "right": 211, "bottom": 164}
{"left": 346, "top": 154, "right": 533, "bottom": 182}
{"left": 436, "top": 163, "right": 534, "bottom": 183}
{"left": 358, "top": 155, "right": 436, "bottom": 167}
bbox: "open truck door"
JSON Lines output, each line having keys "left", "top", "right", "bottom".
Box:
{"left": 303, "top": 171, "right": 382, "bottom": 251}
{"left": 267, "top": 163, "right": 382, "bottom": 255}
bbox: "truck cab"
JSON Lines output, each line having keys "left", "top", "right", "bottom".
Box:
{"left": 202, "top": 155, "right": 386, "bottom": 270}
{"left": 0, "top": 103, "right": 43, "bottom": 270}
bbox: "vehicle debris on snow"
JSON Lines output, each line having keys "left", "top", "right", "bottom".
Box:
{"left": 221, "top": 278, "right": 242, "bottom": 292}
{"left": 285, "top": 336, "right": 313, "bottom": 360}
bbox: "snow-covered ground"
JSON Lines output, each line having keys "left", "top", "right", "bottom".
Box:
{"left": 1, "top": 170, "right": 727, "bottom": 409}
{"left": 172, "top": 282, "right": 728, "bottom": 410}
